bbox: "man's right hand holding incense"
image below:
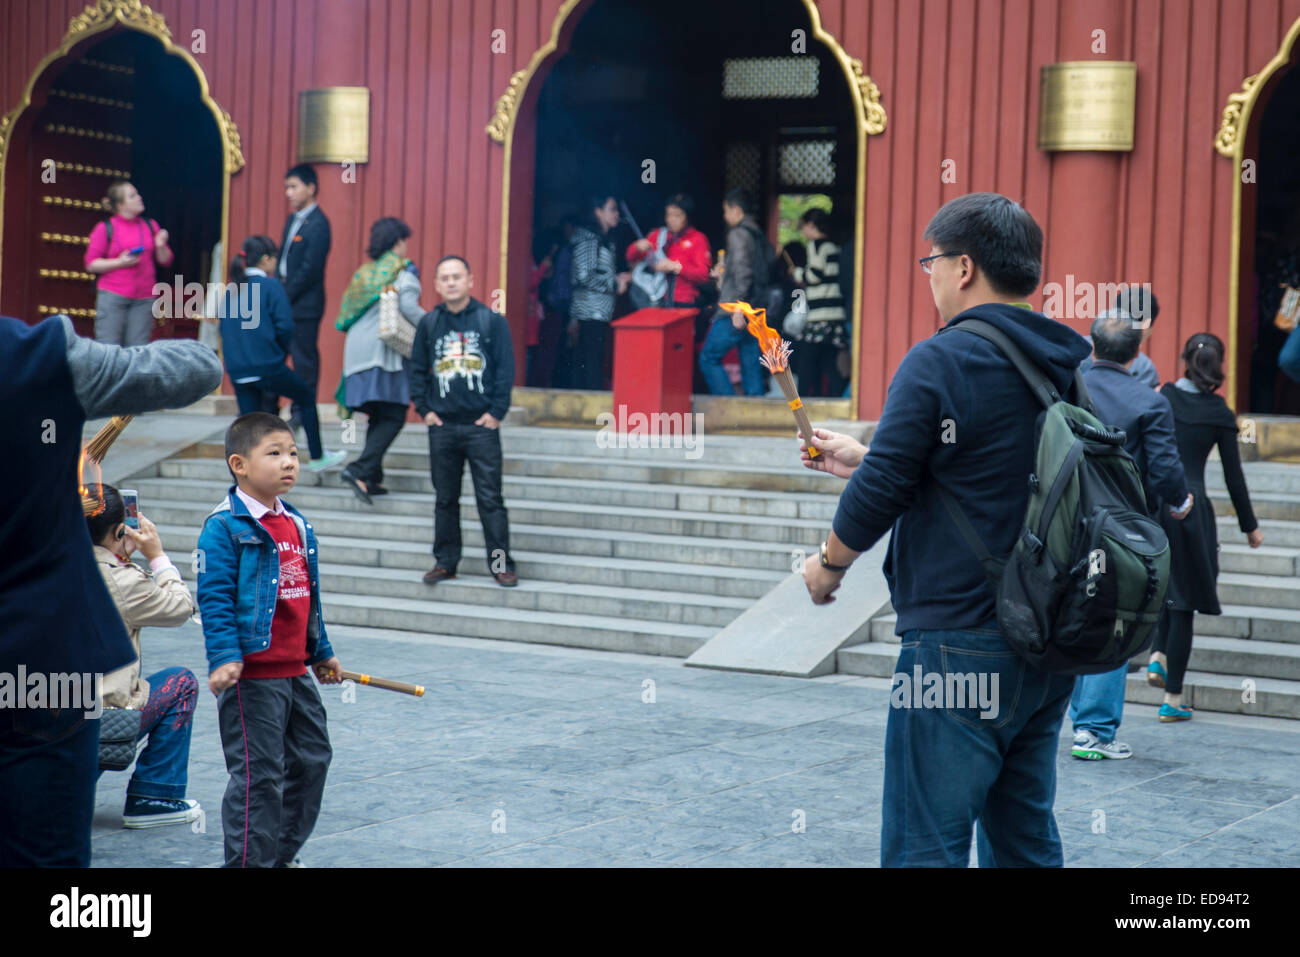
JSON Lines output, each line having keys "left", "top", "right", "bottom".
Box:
{"left": 799, "top": 428, "right": 867, "bottom": 480}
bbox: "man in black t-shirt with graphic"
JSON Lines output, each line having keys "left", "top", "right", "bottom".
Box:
{"left": 409, "top": 256, "right": 518, "bottom": 586}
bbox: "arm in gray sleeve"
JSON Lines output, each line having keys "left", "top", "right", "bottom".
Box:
{"left": 398, "top": 269, "right": 425, "bottom": 323}
{"left": 61, "top": 315, "right": 224, "bottom": 418}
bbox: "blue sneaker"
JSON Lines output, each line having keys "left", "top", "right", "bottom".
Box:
{"left": 1147, "top": 660, "right": 1167, "bottom": 688}
{"left": 1158, "top": 702, "right": 1193, "bottom": 722}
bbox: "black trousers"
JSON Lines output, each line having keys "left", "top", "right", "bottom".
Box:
{"left": 790, "top": 340, "right": 847, "bottom": 397}
{"left": 1151, "top": 609, "right": 1195, "bottom": 695}
{"left": 216, "top": 674, "right": 331, "bottom": 868}
{"left": 0, "top": 709, "right": 98, "bottom": 866}
{"left": 288, "top": 316, "right": 322, "bottom": 422}
{"left": 428, "top": 421, "right": 513, "bottom": 574}
{"left": 349, "top": 401, "right": 408, "bottom": 486}
{"left": 573, "top": 319, "right": 610, "bottom": 391}
{"left": 234, "top": 364, "right": 324, "bottom": 460}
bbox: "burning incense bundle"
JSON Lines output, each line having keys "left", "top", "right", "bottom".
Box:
{"left": 718, "top": 301, "right": 819, "bottom": 458}
{"left": 80, "top": 415, "right": 134, "bottom": 515}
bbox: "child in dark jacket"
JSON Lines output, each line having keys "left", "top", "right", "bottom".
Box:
{"left": 197, "top": 412, "right": 344, "bottom": 867}
{"left": 219, "top": 236, "right": 344, "bottom": 471}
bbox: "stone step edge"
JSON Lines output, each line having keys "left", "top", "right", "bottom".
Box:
{"left": 152, "top": 519, "right": 820, "bottom": 555}
{"left": 309, "top": 561, "right": 755, "bottom": 609}
{"left": 318, "top": 592, "right": 717, "bottom": 638}
{"left": 137, "top": 494, "right": 834, "bottom": 533}
{"left": 148, "top": 466, "right": 846, "bottom": 506}
{"left": 835, "top": 643, "right": 1300, "bottom": 694}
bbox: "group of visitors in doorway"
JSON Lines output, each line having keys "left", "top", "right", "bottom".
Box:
{"left": 526, "top": 188, "right": 853, "bottom": 399}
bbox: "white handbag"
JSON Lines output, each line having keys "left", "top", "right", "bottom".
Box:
{"left": 376, "top": 285, "right": 417, "bottom": 358}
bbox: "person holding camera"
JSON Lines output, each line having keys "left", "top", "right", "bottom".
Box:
{"left": 85, "top": 181, "right": 173, "bottom": 346}
{"left": 87, "top": 484, "right": 202, "bottom": 829}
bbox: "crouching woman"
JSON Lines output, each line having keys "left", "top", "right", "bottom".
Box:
{"left": 87, "top": 483, "right": 203, "bottom": 829}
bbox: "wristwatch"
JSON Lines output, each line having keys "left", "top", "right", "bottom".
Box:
{"left": 819, "top": 541, "right": 851, "bottom": 572}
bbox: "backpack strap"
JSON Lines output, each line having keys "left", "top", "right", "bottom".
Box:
{"left": 944, "top": 318, "right": 1061, "bottom": 409}
{"left": 936, "top": 484, "right": 1006, "bottom": 584}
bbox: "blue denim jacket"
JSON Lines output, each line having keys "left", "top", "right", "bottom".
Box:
{"left": 196, "top": 486, "right": 333, "bottom": 672}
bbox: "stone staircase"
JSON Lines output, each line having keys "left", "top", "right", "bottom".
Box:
{"left": 837, "top": 460, "right": 1300, "bottom": 719}
{"left": 125, "top": 422, "right": 1300, "bottom": 718}
{"left": 130, "top": 424, "right": 834, "bottom": 658}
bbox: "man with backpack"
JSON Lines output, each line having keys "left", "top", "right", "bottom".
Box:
{"left": 1068, "top": 309, "right": 1192, "bottom": 760}
{"left": 699, "top": 187, "right": 775, "bottom": 396}
{"left": 800, "top": 193, "right": 1097, "bottom": 866}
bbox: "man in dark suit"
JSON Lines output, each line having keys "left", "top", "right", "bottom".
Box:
{"left": 278, "top": 164, "right": 332, "bottom": 432}
{"left": 0, "top": 314, "right": 222, "bottom": 865}
{"left": 1069, "top": 309, "right": 1192, "bottom": 762}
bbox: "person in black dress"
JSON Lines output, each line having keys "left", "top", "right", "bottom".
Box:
{"left": 1148, "top": 333, "right": 1264, "bottom": 720}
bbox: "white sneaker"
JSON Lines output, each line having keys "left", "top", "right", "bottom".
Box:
{"left": 1072, "top": 731, "right": 1133, "bottom": 760}
{"left": 305, "top": 449, "right": 347, "bottom": 472}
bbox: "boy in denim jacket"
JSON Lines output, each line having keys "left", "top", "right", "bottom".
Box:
{"left": 197, "top": 412, "right": 344, "bottom": 867}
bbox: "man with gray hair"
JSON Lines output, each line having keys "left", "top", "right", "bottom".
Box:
{"left": 1080, "top": 286, "right": 1161, "bottom": 387}
{"left": 1068, "top": 309, "right": 1192, "bottom": 760}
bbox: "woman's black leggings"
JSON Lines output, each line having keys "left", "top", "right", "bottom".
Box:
{"left": 1151, "top": 609, "right": 1195, "bottom": 695}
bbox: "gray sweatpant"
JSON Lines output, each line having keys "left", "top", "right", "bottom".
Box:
{"left": 216, "top": 674, "right": 331, "bottom": 868}
{"left": 94, "top": 288, "right": 156, "bottom": 346}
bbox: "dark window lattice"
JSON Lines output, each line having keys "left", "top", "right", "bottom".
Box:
{"left": 722, "top": 57, "right": 819, "bottom": 99}
{"left": 778, "top": 140, "right": 835, "bottom": 187}
{"left": 725, "top": 142, "right": 762, "bottom": 194}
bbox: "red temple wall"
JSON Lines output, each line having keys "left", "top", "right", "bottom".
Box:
{"left": 4, "top": 0, "right": 1298, "bottom": 417}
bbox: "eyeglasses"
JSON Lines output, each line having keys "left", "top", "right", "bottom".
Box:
{"left": 918, "top": 251, "right": 964, "bottom": 274}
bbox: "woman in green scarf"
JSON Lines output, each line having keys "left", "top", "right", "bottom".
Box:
{"left": 335, "top": 217, "right": 425, "bottom": 504}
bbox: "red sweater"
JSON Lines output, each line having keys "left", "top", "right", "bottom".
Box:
{"left": 626, "top": 226, "right": 711, "bottom": 304}
{"left": 241, "top": 511, "right": 310, "bottom": 679}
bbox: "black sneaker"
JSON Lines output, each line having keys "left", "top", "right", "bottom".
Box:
{"left": 123, "top": 796, "right": 202, "bottom": 829}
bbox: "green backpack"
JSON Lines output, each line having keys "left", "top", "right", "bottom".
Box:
{"left": 938, "top": 319, "right": 1171, "bottom": 675}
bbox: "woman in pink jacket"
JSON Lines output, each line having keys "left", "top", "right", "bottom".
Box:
{"left": 84, "top": 181, "right": 173, "bottom": 346}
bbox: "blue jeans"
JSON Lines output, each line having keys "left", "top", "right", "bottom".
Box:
{"left": 97, "top": 667, "right": 199, "bottom": 801}
{"left": 883, "top": 623, "right": 1076, "bottom": 867}
{"left": 699, "top": 316, "right": 764, "bottom": 396}
{"left": 1068, "top": 663, "right": 1127, "bottom": 743}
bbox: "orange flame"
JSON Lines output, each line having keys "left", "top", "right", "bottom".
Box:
{"left": 79, "top": 446, "right": 106, "bottom": 517}
{"left": 718, "top": 300, "right": 791, "bottom": 372}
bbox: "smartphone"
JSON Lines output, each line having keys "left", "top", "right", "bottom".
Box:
{"left": 127, "top": 245, "right": 146, "bottom": 256}
{"left": 120, "top": 489, "right": 139, "bottom": 530}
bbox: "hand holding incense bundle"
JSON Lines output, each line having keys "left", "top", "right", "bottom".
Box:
{"left": 718, "top": 301, "right": 819, "bottom": 458}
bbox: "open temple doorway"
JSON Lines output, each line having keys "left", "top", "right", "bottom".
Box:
{"left": 526, "top": 0, "right": 860, "bottom": 412}
{"left": 1245, "top": 61, "right": 1300, "bottom": 415}
{"left": 0, "top": 27, "right": 228, "bottom": 340}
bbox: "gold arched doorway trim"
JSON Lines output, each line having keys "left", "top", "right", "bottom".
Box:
{"left": 486, "top": 0, "right": 887, "bottom": 419}
{"left": 1213, "top": 14, "right": 1300, "bottom": 410}
{"left": 0, "top": 0, "right": 244, "bottom": 302}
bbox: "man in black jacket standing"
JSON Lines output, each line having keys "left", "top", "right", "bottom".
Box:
{"left": 410, "top": 256, "right": 518, "bottom": 587}
{"left": 1068, "top": 310, "right": 1192, "bottom": 761}
{"left": 278, "top": 164, "right": 331, "bottom": 431}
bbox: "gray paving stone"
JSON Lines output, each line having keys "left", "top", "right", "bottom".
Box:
{"left": 86, "top": 621, "right": 1300, "bottom": 867}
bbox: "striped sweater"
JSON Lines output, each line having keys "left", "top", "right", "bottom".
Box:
{"left": 793, "top": 239, "right": 846, "bottom": 323}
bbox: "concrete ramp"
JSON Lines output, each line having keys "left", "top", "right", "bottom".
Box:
{"left": 684, "top": 538, "right": 893, "bottom": 677}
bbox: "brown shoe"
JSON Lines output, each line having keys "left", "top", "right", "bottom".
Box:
{"left": 493, "top": 570, "right": 518, "bottom": 587}
{"left": 422, "top": 566, "right": 456, "bottom": 584}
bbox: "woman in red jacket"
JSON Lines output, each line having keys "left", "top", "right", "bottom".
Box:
{"left": 626, "top": 193, "right": 711, "bottom": 307}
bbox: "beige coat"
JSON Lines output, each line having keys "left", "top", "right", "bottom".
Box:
{"left": 93, "top": 545, "right": 198, "bottom": 710}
